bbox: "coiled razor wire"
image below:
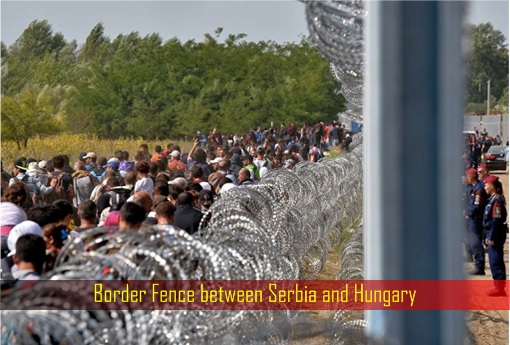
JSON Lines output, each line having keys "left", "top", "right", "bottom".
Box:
{"left": 2, "top": 136, "right": 365, "bottom": 345}
{"left": 1, "top": 1, "right": 370, "bottom": 343}
{"left": 305, "top": 0, "right": 365, "bottom": 111}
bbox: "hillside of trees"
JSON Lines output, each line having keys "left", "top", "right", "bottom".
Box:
{"left": 1, "top": 21, "right": 346, "bottom": 148}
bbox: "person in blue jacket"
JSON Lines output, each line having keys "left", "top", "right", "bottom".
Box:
{"left": 483, "top": 175, "right": 508, "bottom": 296}
{"left": 464, "top": 168, "right": 487, "bottom": 275}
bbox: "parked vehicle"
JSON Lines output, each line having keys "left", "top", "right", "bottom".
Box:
{"left": 482, "top": 145, "right": 506, "bottom": 171}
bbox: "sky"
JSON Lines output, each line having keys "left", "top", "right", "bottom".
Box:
{"left": 1, "top": 1, "right": 508, "bottom": 47}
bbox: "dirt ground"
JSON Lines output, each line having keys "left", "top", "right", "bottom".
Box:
{"left": 290, "top": 171, "right": 509, "bottom": 345}
{"left": 466, "top": 171, "right": 509, "bottom": 345}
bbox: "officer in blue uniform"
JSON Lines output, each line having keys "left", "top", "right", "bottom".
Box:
{"left": 483, "top": 175, "right": 507, "bottom": 296}
{"left": 464, "top": 168, "right": 487, "bottom": 275}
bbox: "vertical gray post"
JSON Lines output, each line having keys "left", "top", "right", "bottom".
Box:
{"left": 364, "top": 1, "right": 465, "bottom": 344}
{"left": 487, "top": 79, "right": 491, "bottom": 116}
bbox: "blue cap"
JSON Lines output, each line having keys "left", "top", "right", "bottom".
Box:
{"left": 104, "top": 161, "right": 119, "bottom": 169}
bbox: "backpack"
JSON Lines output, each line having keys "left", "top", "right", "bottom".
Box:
{"left": 91, "top": 168, "right": 106, "bottom": 183}
{"left": 44, "top": 171, "right": 72, "bottom": 204}
{"left": 14, "top": 174, "right": 35, "bottom": 210}
{"left": 107, "top": 186, "right": 133, "bottom": 211}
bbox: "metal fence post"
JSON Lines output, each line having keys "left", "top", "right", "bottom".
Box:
{"left": 365, "top": 1, "right": 465, "bottom": 344}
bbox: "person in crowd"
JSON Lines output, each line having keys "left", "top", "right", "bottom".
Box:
{"left": 479, "top": 134, "right": 492, "bottom": 164}
{"left": 153, "top": 180, "right": 170, "bottom": 199}
{"left": 139, "top": 144, "right": 152, "bottom": 162}
{"left": 90, "top": 157, "right": 107, "bottom": 183}
{"left": 254, "top": 147, "right": 270, "bottom": 174}
{"left": 168, "top": 150, "right": 187, "bottom": 172}
{"left": 1, "top": 171, "right": 10, "bottom": 197}
{"left": 27, "top": 205, "right": 62, "bottom": 228}
{"left": 25, "top": 162, "right": 57, "bottom": 206}
{"left": 89, "top": 171, "right": 116, "bottom": 203}
{"left": 9, "top": 158, "right": 28, "bottom": 186}
{"left": 309, "top": 143, "right": 323, "bottom": 163}
{"left": 272, "top": 155, "right": 284, "bottom": 169}
{"left": 131, "top": 191, "right": 152, "bottom": 217}
{"left": 72, "top": 161, "right": 98, "bottom": 208}
{"left": 189, "top": 166, "right": 212, "bottom": 191}
{"left": 151, "top": 145, "right": 164, "bottom": 163}
{"left": 123, "top": 171, "right": 137, "bottom": 189}
{"left": 1, "top": 183, "right": 28, "bottom": 237}
{"left": 42, "top": 222, "right": 68, "bottom": 271}
{"left": 12, "top": 234, "right": 46, "bottom": 283}
{"left": 105, "top": 159, "right": 123, "bottom": 185}
{"left": 75, "top": 200, "right": 97, "bottom": 232}
{"left": 134, "top": 161, "right": 154, "bottom": 196}
{"left": 464, "top": 168, "right": 487, "bottom": 275}
{"left": 198, "top": 189, "right": 214, "bottom": 213}
{"left": 209, "top": 128, "right": 223, "bottom": 148}
{"left": 61, "top": 155, "right": 74, "bottom": 174}
{"left": 83, "top": 152, "right": 97, "bottom": 172}
{"left": 119, "top": 151, "right": 135, "bottom": 178}
{"left": 155, "top": 201, "right": 176, "bottom": 227}
{"left": 168, "top": 184, "right": 183, "bottom": 206}
{"left": 483, "top": 176, "right": 508, "bottom": 296}
{"left": 168, "top": 177, "right": 187, "bottom": 191}
{"left": 241, "top": 155, "right": 257, "bottom": 181}
{"left": 7, "top": 221, "right": 43, "bottom": 258}
{"left": 1, "top": 220, "right": 44, "bottom": 276}
{"left": 45, "top": 155, "right": 74, "bottom": 205}
{"left": 52, "top": 199, "right": 75, "bottom": 233}
{"left": 187, "top": 139, "right": 213, "bottom": 178}
{"left": 477, "top": 164, "right": 492, "bottom": 183}
{"left": 145, "top": 195, "right": 168, "bottom": 223}
{"left": 343, "top": 132, "right": 353, "bottom": 151}
{"left": 174, "top": 192, "right": 203, "bottom": 235}
{"left": 148, "top": 162, "right": 159, "bottom": 183}
{"left": 238, "top": 168, "right": 253, "bottom": 187}
{"left": 119, "top": 202, "right": 146, "bottom": 231}
{"left": 209, "top": 160, "right": 229, "bottom": 187}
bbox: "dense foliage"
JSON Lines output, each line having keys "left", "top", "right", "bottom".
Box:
{"left": 1, "top": 21, "right": 345, "bottom": 147}
{"left": 465, "top": 23, "right": 509, "bottom": 113}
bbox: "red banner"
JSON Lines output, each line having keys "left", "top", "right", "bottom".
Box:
{"left": 3, "top": 280, "right": 509, "bottom": 310}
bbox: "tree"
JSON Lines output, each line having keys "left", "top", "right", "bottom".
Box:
{"left": 2, "top": 20, "right": 73, "bottom": 95}
{"left": 496, "top": 86, "right": 508, "bottom": 112}
{"left": 466, "top": 23, "right": 509, "bottom": 105}
{"left": 1, "top": 85, "right": 64, "bottom": 149}
{"left": 9, "top": 20, "right": 66, "bottom": 60}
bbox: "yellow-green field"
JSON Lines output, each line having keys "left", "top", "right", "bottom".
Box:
{"left": 1, "top": 134, "right": 193, "bottom": 170}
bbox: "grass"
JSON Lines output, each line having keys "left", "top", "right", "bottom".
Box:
{"left": 1, "top": 134, "right": 194, "bottom": 170}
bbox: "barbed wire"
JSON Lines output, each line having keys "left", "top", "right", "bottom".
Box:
{"left": 305, "top": 0, "right": 365, "bottom": 111}
{"left": 2, "top": 135, "right": 364, "bottom": 345}
{"left": 2, "top": 0, "right": 368, "bottom": 340}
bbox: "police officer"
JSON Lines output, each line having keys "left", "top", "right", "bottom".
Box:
{"left": 477, "top": 164, "right": 491, "bottom": 183}
{"left": 464, "top": 168, "right": 487, "bottom": 275}
{"left": 483, "top": 175, "right": 507, "bottom": 296}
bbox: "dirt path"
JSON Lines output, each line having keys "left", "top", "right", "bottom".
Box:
{"left": 290, "top": 171, "right": 509, "bottom": 344}
{"left": 467, "top": 171, "right": 509, "bottom": 345}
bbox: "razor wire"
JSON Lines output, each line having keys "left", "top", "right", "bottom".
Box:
{"left": 1, "top": 136, "right": 365, "bottom": 345}
{"left": 305, "top": 0, "right": 365, "bottom": 112}
{"left": 2, "top": 0, "right": 368, "bottom": 340}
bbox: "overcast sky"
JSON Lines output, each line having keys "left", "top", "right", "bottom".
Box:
{"left": 1, "top": 1, "right": 508, "bottom": 46}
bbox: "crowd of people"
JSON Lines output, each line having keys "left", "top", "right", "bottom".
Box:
{"left": 0, "top": 121, "right": 357, "bottom": 290}
{"left": 463, "top": 127, "right": 508, "bottom": 169}
{"left": 463, "top": 164, "right": 508, "bottom": 296}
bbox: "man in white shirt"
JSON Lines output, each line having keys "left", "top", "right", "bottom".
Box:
{"left": 134, "top": 161, "right": 154, "bottom": 196}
